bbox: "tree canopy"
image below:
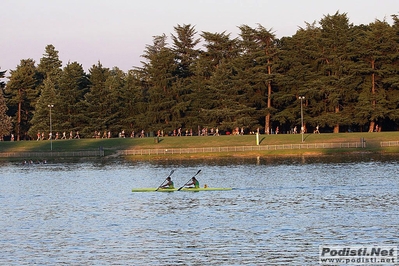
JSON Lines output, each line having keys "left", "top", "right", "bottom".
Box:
{"left": 3, "top": 12, "right": 399, "bottom": 140}
{"left": 0, "top": 69, "right": 12, "bottom": 139}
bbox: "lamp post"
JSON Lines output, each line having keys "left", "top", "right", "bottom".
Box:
{"left": 299, "top": 96, "right": 305, "bottom": 142}
{"left": 48, "top": 104, "right": 54, "bottom": 150}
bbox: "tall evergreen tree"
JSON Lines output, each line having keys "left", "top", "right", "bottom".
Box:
{"left": 5, "top": 59, "right": 39, "bottom": 140}
{"left": 37, "top": 44, "right": 63, "bottom": 82}
{"left": 355, "top": 19, "right": 399, "bottom": 132}
{"left": 317, "top": 12, "right": 356, "bottom": 133}
{"left": 83, "top": 62, "right": 111, "bottom": 136}
{"left": 236, "top": 24, "right": 279, "bottom": 133}
{"left": 171, "top": 24, "right": 200, "bottom": 79}
{"left": 170, "top": 24, "right": 201, "bottom": 132}
{"left": 139, "top": 34, "right": 177, "bottom": 133}
{"left": 28, "top": 77, "right": 58, "bottom": 138}
{"left": 275, "top": 22, "right": 321, "bottom": 133}
{"left": 0, "top": 70, "right": 12, "bottom": 140}
{"left": 58, "top": 62, "right": 89, "bottom": 133}
{"left": 189, "top": 31, "right": 240, "bottom": 131}
{"left": 103, "top": 67, "right": 127, "bottom": 134}
{"left": 122, "top": 69, "right": 145, "bottom": 136}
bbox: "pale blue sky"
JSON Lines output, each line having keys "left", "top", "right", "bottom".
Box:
{"left": 2, "top": 0, "right": 398, "bottom": 73}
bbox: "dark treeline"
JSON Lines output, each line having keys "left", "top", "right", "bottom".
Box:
{"left": 2, "top": 11, "right": 399, "bottom": 140}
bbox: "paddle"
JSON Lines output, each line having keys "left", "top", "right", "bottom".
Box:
{"left": 177, "top": 169, "right": 201, "bottom": 191}
{"left": 155, "top": 169, "right": 175, "bottom": 191}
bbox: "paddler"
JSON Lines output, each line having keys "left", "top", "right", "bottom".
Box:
{"left": 160, "top": 177, "right": 174, "bottom": 189}
{"left": 185, "top": 177, "right": 200, "bottom": 188}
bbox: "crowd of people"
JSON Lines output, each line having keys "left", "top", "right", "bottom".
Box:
{"left": 33, "top": 125, "right": 322, "bottom": 141}
{"left": 22, "top": 159, "right": 47, "bottom": 165}
{"left": 36, "top": 131, "right": 80, "bottom": 140}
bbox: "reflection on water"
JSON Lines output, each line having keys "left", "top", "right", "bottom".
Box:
{"left": 1, "top": 155, "right": 398, "bottom": 265}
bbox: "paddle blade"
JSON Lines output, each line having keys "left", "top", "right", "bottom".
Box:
{"left": 155, "top": 170, "right": 174, "bottom": 191}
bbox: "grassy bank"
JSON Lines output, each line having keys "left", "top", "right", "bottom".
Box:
{"left": 1, "top": 132, "right": 399, "bottom": 160}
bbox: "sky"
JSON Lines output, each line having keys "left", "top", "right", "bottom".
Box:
{"left": 2, "top": 0, "right": 399, "bottom": 74}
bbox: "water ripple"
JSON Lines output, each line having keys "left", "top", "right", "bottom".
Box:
{"left": 1, "top": 158, "right": 398, "bottom": 265}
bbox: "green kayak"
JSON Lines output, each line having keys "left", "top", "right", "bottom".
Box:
{"left": 131, "top": 187, "right": 232, "bottom": 192}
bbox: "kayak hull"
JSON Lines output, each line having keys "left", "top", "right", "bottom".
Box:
{"left": 131, "top": 187, "right": 232, "bottom": 192}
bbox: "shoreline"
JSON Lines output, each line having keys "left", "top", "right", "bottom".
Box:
{"left": 1, "top": 132, "right": 399, "bottom": 161}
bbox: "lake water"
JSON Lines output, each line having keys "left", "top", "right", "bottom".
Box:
{"left": 1, "top": 155, "right": 398, "bottom": 265}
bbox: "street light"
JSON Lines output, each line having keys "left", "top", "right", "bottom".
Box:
{"left": 48, "top": 104, "right": 54, "bottom": 150}
{"left": 299, "top": 96, "right": 305, "bottom": 142}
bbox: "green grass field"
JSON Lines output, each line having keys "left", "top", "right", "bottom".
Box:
{"left": 1, "top": 132, "right": 399, "bottom": 158}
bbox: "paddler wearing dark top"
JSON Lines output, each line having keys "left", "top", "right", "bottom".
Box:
{"left": 185, "top": 177, "right": 199, "bottom": 188}
{"left": 160, "top": 177, "right": 174, "bottom": 189}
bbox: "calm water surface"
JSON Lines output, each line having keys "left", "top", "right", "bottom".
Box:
{"left": 1, "top": 155, "right": 398, "bottom": 265}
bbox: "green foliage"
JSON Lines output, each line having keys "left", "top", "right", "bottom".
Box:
{"left": 5, "top": 59, "right": 39, "bottom": 140}
{"left": 4, "top": 11, "right": 399, "bottom": 140}
{"left": 37, "top": 44, "right": 62, "bottom": 82}
{"left": 0, "top": 70, "right": 12, "bottom": 139}
{"left": 28, "top": 77, "right": 57, "bottom": 138}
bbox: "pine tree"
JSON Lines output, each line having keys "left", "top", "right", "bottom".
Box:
{"left": 139, "top": 34, "right": 177, "bottom": 133}
{"left": 171, "top": 24, "right": 200, "bottom": 79}
{"left": 28, "top": 77, "right": 58, "bottom": 138}
{"left": 103, "top": 67, "right": 127, "bottom": 134}
{"left": 121, "top": 69, "right": 145, "bottom": 137}
{"left": 317, "top": 12, "right": 355, "bottom": 133}
{"left": 274, "top": 23, "right": 321, "bottom": 133}
{"left": 354, "top": 19, "right": 399, "bottom": 132}
{"left": 192, "top": 31, "right": 240, "bottom": 131}
{"left": 5, "top": 59, "right": 39, "bottom": 140}
{"left": 37, "top": 44, "right": 63, "bottom": 82}
{"left": 170, "top": 24, "right": 201, "bottom": 132}
{"left": 236, "top": 24, "right": 279, "bottom": 133}
{"left": 57, "top": 61, "right": 89, "bottom": 133}
{"left": 83, "top": 62, "right": 111, "bottom": 136}
{"left": 0, "top": 70, "right": 12, "bottom": 140}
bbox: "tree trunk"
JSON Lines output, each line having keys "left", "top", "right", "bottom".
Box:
{"left": 333, "top": 105, "right": 339, "bottom": 133}
{"left": 265, "top": 113, "right": 270, "bottom": 134}
{"left": 369, "top": 121, "right": 375, "bottom": 132}
{"left": 17, "top": 90, "right": 22, "bottom": 141}
{"left": 265, "top": 61, "right": 272, "bottom": 135}
{"left": 369, "top": 60, "right": 376, "bottom": 133}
